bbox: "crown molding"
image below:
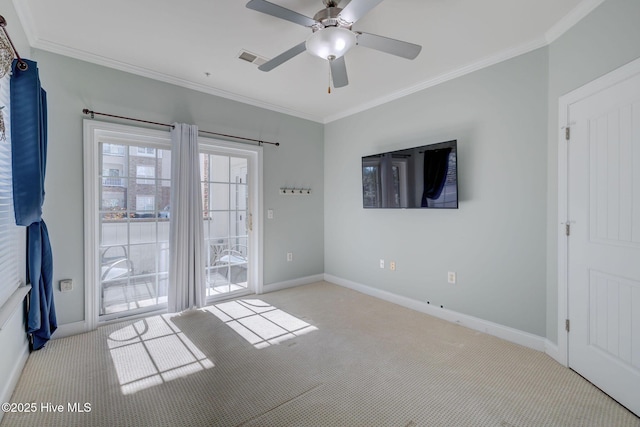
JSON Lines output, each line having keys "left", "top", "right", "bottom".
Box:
{"left": 325, "top": 0, "right": 606, "bottom": 123}
{"left": 11, "top": 0, "right": 323, "bottom": 123}
{"left": 12, "top": 0, "right": 601, "bottom": 124}
{"left": 34, "top": 38, "right": 324, "bottom": 123}
{"left": 323, "top": 36, "right": 548, "bottom": 123}
{"left": 545, "top": 0, "right": 606, "bottom": 44}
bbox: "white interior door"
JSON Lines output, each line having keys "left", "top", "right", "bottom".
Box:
{"left": 566, "top": 70, "right": 640, "bottom": 416}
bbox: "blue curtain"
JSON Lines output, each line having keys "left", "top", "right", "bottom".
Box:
{"left": 10, "top": 58, "right": 56, "bottom": 350}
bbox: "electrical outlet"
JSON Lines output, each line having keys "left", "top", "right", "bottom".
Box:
{"left": 390, "top": 261, "right": 396, "bottom": 271}
{"left": 267, "top": 209, "right": 274, "bottom": 219}
{"left": 448, "top": 272, "right": 456, "bottom": 284}
{"left": 287, "top": 252, "right": 293, "bottom": 262}
{"left": 60, "top": 279, "right": 73, "bottom": 292}
{"left": 379, "top": 259, "right": 385, "bottom": 269}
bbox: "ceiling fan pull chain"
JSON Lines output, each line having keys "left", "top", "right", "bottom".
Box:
{"left": 328, "top": 66, "right": 332, "bottom": 94}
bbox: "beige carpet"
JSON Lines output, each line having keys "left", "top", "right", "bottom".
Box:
{"left": 2, "top": 281, "right": 638, "bottom": 427}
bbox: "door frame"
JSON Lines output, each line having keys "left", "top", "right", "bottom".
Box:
{"left": 557, "top": 56, "right": 640, "bottom": 367}
{"left": 198, "top": 135, "right": 264, "bottom": 301}
{"left": 83, "top": 120, "right": 263, "bottom": 331}
{"left": 84, "top": 120, "right": 173, "bottom": 330}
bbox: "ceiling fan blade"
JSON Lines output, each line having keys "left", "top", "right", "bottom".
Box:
{"left": 356, "top": 32, "right": 422, "bottom": 60}
{"left": 330, "top": 56, "right": 349, "bottom": 88}
{"left": 338, "top": 0, "right": 384, "bottom": 24}
{"left": 246, "top": 0, "right": 317, "bottom": 27}
{"left": 258, "top": 41, "right": 307, "bottom": 72}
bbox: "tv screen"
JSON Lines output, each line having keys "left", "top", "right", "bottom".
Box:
{"left": 362, "top": 140, "right": 458, "bottom": 209}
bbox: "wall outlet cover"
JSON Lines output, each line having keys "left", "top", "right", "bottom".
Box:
{"left": 447, "top": 272, "right": 456, "bottom": 284}
{"left": 60, "top": 279, "right": 73, "bottom": 292}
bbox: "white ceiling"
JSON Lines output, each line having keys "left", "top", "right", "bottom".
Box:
{"left": 12, "top": 0, "right": 601, "bottom": 123}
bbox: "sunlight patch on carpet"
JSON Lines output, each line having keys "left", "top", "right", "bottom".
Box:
{"left": 204, "top": 299, "right": 318, "bottom": 349}
{"left": 107, "top": 314, "right": 214, "bottom": 395}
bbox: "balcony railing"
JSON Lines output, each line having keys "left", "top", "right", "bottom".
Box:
{"left": 102, "top": 177, "right": 125, "bottom": 187}
{"left": 100, "top": 225, "right": 248, "bottom": 317}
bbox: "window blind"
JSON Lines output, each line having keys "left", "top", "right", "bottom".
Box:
{"left": 0, "top": 73, "right": 20, "bottom": 309}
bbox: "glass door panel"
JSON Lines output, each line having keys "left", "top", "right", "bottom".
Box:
{"left": 201, "top": 151, "right": 249, "bottom": 300}
{"left": 99, "top": 143, "right": 170, "bottom": 319}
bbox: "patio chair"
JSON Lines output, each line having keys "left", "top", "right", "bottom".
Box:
{"left": 215, "top": 245, "right": 247, "bottom": 283}
{"left": 100, "top": 246, "right": 134, "bottom": 314}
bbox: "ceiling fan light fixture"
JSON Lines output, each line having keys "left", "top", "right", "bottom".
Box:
{"left": 305, "top": 27, "right": 356, "bottom": 60}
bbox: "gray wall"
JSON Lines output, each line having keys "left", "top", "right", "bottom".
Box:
{"left": 545, "top": 0, "right": 640, "bottom": 343}
{"left": 2, "top": 3, "right": 638, "bottom": 402}
{"left": 324, "top": 0, "right": 640, "bottom": 341}
{"left": 32, "top": 50, "right": 324, "bottom": 326}
{"left": 325, "top": 48, "right": 549, "bottom": 336}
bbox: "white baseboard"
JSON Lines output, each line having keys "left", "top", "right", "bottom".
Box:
{"left": 324, "top": 274, "right": 547, "bottom": 352}
{"left": 49, "top": 276, "right": 552, "bottom": 355}
{"left": 262, "top": 274, "right": 325, "bottom": 293}
{"left": 0, "top": 343, "right": 28, "bottom": 423}
{"left": 49, "top": 276, "right": 323, "bottom": 338}
{"left": 544, "top": 339, "right": 562, "bottom": 364}
{"left": 52, "top": 321, "right": 88, "bottom": 339}
{"left": 0, "top": 310, "right": 30, "bottom": 424}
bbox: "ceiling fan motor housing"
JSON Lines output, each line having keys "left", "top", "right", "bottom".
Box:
{"left": 312, "top": 7, "right": 352, "bottom": 32}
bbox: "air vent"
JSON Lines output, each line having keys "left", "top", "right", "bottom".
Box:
{"left": 238, "top": 50, "right": 268, "bottom": 67}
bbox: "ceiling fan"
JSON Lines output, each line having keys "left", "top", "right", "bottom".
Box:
{"left": 246, "top": 0, "right": 422, "bottom": 88}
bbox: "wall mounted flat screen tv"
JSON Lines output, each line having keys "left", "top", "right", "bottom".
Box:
{"left": 362, "top": 140, "right": 458, "bottom": 209}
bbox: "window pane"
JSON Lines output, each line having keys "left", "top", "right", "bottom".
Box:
{"left": 130, "top": 220, "right": 156, "bottom": 244}
{"left": 201, "top": 182, "right": 210, "bottom": 212}
{"left": 210, "top": 183, "right": 229, "bottom": 210}
{"left": 129, "top": 243, "right": 157, "bottom": 276}
{"left": 230, "top": 183, "right": 247, "bottom": 210}
{"left": 101, "top": 174, "right": 129, "bottom": 211}
{"left": 103, "top": 143, "right": 126, "bottom": 157}
{"left": 136, "top": 165, "right": 155, "bottom": 185}
{"left": 157, "top": 221, "right": 170, "bottom": 243}
{"left": 157, "top": 180, "right": 171, "bottom": 218}
{"left": 208, "top": 211, "right": 230, "bottom": 241}
{"left": 101, "top": 218, "right": 128, "bottom": 246}
{"left": 128, "top": 186, "right": 155, "bottom": 217}
{"left": 210, "top": 154, "right": 229, "bottom": 182}
{"left": 136, "top": 195, "right": 155, "bottom": 211}
{"left": 157, "top": 148, "right": 171, "bottom": 180}
{"left": 99, "top": 139, "right": 170, "bottom": 318}
{"left": 137, "top": 147, "right": 155, "bottom": 156}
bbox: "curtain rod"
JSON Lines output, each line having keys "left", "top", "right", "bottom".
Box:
{"left": 82, "top": 109, "right": 280, "bottom": 147}
{"left": 0, "top": 16, "right": 28, "bottom": 71}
